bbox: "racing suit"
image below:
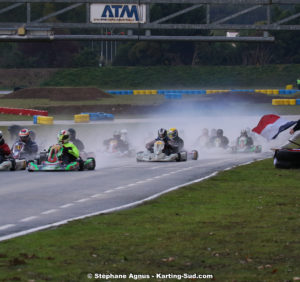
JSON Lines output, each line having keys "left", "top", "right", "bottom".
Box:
{"left": 146, "top": 136, "right": 173, "bottom": 155}
{"left": 60, "top": 142, "right": 80, "bottom": 164}
{"left": 209, "top": 135, "right": 229, "bottom": 149}
{"left": 12, "top": 138, "right": 38, "bottom": 159}
{"left": 70, "top": 137, "right": 85, "bottom": 152}
{"left": 0, "top": 141, "right": 11, "bottom": 163}
{"left": 282, "top": 120, "right": 300, "bottom": 149}
{"left": 103, "top": 137, "right": 129, "bottom": 153}
{"left": 236, "top": 135, "right": 253, "bottom": 148}
{"left": 168, "top": 136, "right": 184, "bottom": 154}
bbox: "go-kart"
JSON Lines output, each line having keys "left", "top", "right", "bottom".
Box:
{"left": 207, "top": 137, "right": 229, "bottom": 150}
{"left": 231, "top": 136, "right": 262, "bottom": 153}
{"left": 12, "top": 141, "right": 37, "bottom": 162}
{"left": 27, "top": 144, "right": 96, "bottom": 171}
{"left": 136, "top": 140, "right": 198, "bottom": 162}
{"left": 0, "top": 142, "right": 29, "bottom": 171}
{"left": 104, "top": 139, "right": 135, "bottom": 158}
{"left": 0, "top": 158, "right": 26, "bottom": 171}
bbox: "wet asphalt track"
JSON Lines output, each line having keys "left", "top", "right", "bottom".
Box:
{"left": 0, "top": 151, "right": 270, "bottom": 241}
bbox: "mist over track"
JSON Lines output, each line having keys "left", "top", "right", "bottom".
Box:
{"left": 0, "top": 115, "right": 283, "bottom": 241}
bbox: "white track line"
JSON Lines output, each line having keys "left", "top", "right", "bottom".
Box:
{"left": 19, "top": 216, "right": 38, "bottom": 222}
{"left": 0, "top": 224, "right": 15, "bottom": 231}
{"left": 60, "top": 203, "right": 75, "bottom": 208}
{"left": 41, "top": 209, "right": 58, "bottom": 215}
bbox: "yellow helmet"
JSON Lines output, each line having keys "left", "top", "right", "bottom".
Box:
{"left": 168, "top": 128, "right": 178, "bottom": 140}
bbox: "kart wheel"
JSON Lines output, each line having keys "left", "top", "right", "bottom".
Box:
{"left": 87, "top": 158, "right": 96, "bottom": 170}
{"left": 10, "top": 159, "right": 16, "bottom": 171}
{"left": 78, "top": 159, "right": 84, "bottom": 171}
{"left": 191, "top": 150, "right": 198, "bottom": 160}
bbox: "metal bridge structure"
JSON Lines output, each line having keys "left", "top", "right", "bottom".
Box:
{"left": 0, "top": 0, "right": 299, "bottom": 42}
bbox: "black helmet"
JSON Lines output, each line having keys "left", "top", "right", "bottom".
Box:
{"left": 68, "top": 128, "right": 76, "bottom": 139}
{"left": 216, "top": 129, "right": 223, "bottom": 137}
{"left": 240, "top": 130, "right": 248, "bottom": 137}
{"left": 113, "top": 130, "right": 121, "bottom": 139}
{"left": 158, "top": 128, "right": 167, "bottom": 139}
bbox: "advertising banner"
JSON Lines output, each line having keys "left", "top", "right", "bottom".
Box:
{"left": 90, "top": 4, "right": 146, "bottom": 23}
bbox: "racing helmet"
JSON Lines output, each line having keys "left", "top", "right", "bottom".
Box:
{"left": 216, "top": 129, "right": 223, "bottom": 137}
{"left": 113, "top": 130, "right": 121, "bottom": 139}
{"left": 58, "top": 129, "right": 70, "bottom": 144}
{"left": 168, "top": 128, "right": 178, "bottom": 140}
{"left": 240, "top": 129, "right": 248, "bottom": 137}
{"left": 68, "top": 128, "right": 76, "bottom": 140}
{"left": 19, "top": 128, "right": 30, "bottom": 142}
{"left": 158, "top": 128, "right": 167, "bottom": 140}
{"left": 202, "top": 128, "right": 209, "bottom": 135}
{"left": 121, "top": 129, "right": 128, "bottom": 135}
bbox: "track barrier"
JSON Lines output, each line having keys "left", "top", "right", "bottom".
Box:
{"left": 33, "top": 115, "right": 54, "bottom": 125}
{"left": 81, "top": 112, "right": 114, "bottom": 121}
{"left": 107, "top": 89, "right": 299, "bottom": 96}
{"left": 74, "top": 114, "right": 90, "bottom": 123}
{"left": 0, "top": 107, "right": 48, "bottom": 116}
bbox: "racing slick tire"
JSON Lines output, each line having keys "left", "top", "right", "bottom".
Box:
{"left": 87, "top": 158, "right": 96, "bottom": 170}
{"left": 191, "top": 150, "right": 198, "bottom": 160}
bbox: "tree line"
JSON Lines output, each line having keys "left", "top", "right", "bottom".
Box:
{"left": 0, "top": 3, "right": 299, "bottom": 67}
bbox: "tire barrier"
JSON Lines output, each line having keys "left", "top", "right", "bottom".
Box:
{"left": 133, "top": 90, "right": 157, "bottom": 95}
{"left": 107, "top": 90, "right": 133, "bottom": 95}
{"left": 33, "top": 115, "right": 54, "bottom": 125}
{"left": 272, "top": 99, "right": 297, "bottom": 105}
{"left": 107, "top": 89, "right": 299, "bottom": 96}
{"left": 157, "top": 90, "right": 206, "bottom": 95}
{"left": 164, "top": 93, "right": 182, "bottom": 99}
{"left": 206, "top": 90, "right": 230, "bottom": 94}
{"left": 0, "top": 107, "right": 48, "bottom": 116}
{"left": 81, "top": 112, "right": 114, "bottom": 121}
{"left": 74, "top": 114, "right": 90, "bottom": 123}
{"left": 255, "top": 89, "right": 279, "bottom": 95}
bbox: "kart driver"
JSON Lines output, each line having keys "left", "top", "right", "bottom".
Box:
{"left": 167, "top": 128, "right": 184, "bottom": 153}
{"left": 280, "top": 119, "right": 300, "bottom": 149}
{"left": 57, "top": 129, "right": 80, "bottom": 164}
{"left": 13, "top": 128, "right": 38, "bottom": 158}
{"left": 146, "top": 128, "right": 173, "bottom": 155}
{"left": 209, "top": 129, "right": 229, "bottom": 149}
{"left": 236, "top": 129, "right": 254, "bottom": 148}
{"left": 103, "top": 130, "right": 129, "bottom": 153}
{"left": 0, "top": 131, "right": 11, "bottom": 163}
{"left": 194, "top": 128, "right": 210, "bottom": 147}
{"left": 68, "top": 128, "right": 85, "bottom": 152}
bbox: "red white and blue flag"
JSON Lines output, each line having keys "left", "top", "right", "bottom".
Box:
{"left": 252, "top": 114, "right": 296, "bottom": 141}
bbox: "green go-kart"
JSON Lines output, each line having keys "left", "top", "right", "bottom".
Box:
{"left": 28, "top": 144, "right": 96, "bottom": 172}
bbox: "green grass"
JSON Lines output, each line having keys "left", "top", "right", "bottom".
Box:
{"left": 40, "top": 65, "right": 300, "bottom": 89}
{"left": 0, "top": 159, "right": 299, "bottom": 281}
{"left": 0, "top": 95, "right": 165, "bottom": 108}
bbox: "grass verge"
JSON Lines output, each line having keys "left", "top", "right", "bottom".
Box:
{"left": 0, "top": 159, "right": 299, "bottom": 281}
{"left": 40, "top": 65, "right": 300, "bottom": 89}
